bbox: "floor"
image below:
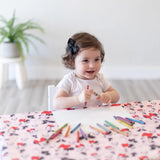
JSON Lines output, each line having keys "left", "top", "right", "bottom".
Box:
{"left": 0, "top": 79, "right": 160, "bottom": 115}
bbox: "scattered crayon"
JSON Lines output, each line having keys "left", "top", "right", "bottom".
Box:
{"left": 70, "top": 123, "right": 81, "bottom": 133}
{"left": 114, "top": 116, "right": 134, "bottom": 126}
{"left": 64, "top": 125, "right": 70, "bottom": 137}
{"left": 54, "top": 123, "right": 68, "bottom": 133}
{"left": 96, "top": 123, "right": 111, "bottom": 134}
{"left": 79, "top": 128, "right": 87, "bottom": 140}
{"left": 126, "top": 117, "right": 145, "bottom": 124}
{"left": 46, "top": 128, "right": 63, "bottom": 143}
{"left": 108, "top": 126, "right": 129, "bottom": 136}
{"left": 116, "top": 119, "right": 133, "bottom": 129}
{"left": 77, "top": 130, "right": 79, "bottom": 143}
{"left": 105, "top": 120, "right": 119, "bottom": 129}
{"left": 89, "top": 125, "right": 108, "bottom": 135}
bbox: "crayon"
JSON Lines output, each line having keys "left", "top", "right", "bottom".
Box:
{"left": 104, "top": 120, "right": 119, "bottom": 129}
{"left": 126, "top": 117, "right": 145, "bottom": 124}
{"left": 115, "top": 116, "right": 134, "bottom": 124}
{"left": 114, "top": 116, "right": 134, "bottom": 125}
{"left": 123, "top": 117, "right": 135, "bottom": 124}
{"left": 84, "top": 85, "right": 89, "bottom": 106}
{"left": 89, "top": 125, "right": 108, "bottom": 135}
{"left": 77, "top": 130, "right": 79, "bottom": 143}
{"left": 55, "top": 123, "right": 68, "bottom": 133}
{"left": 70, "top": 123, "right": 81, "bottom": 133}
{"left": 114, "top": 116, "right": 134, "bottom": 126}
{"left": 96, "top": 123, "right": 111, "bottom": 134}
{"left": 79, "top": 128, "right": 87, "bottom": 140}
{"left": 116, "top": 119, "right": 133, "bottom": 129}
{"left": 46, "top": 128, "right": 63, "bottom": 143}
{"left": 93, "top": 91, "right": 100, "bottom": 98}
{"left": 108, "top": 126, "right": 129, "bottom": 137}
{"left": 104, "top": 123, "right": 118, "bottom": 131}
{"left": 64, "top": 125, "right": 70, "bottom": 137}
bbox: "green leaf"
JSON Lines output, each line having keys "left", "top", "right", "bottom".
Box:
{"left": 16, "top": 35, "right": 30, "bottom": 53}
{"left": 24, "top": 33, "right": 45, "bottom": 44}
{"left": 0, "top": 16, "right": 8, "bottom": 25}
{"left": 0, "top": 34, "right": 8, "bottom": 43}
{"left": 16, "top": 41, "right": 25, "bottom": 62}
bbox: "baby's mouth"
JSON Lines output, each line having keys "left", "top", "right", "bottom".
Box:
{"left": 86, "top": 71, "right": 95, "bottom": 74}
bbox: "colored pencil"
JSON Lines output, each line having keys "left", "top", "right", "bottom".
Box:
{"left": 46, "top": 128, "right": 63, "bottom": 143}
{"left": 64, "top": 125, "right": 70, "bottom": 137}
{"left": 126, "top": 117, "right": 145, "bottom": 124}
{"left": 107, "top": 126, "right": 129, "bottom": 137}
{"left": 89, "top": 125, "right": 108, "bottom": 135}
{"left": 104, "top": 120, "right": 119, "bottom": 129}
{"left": 93, "top": 91, "right": 100, "bottom": 98}
{"left": 116, "top": 119, "right": 133, "bottom": 129}
{"left": 54, "top": 123, "right": 68, "bottom": 133}
{"left": 77, "top": 130, "right": 79, "bottom": 143}
{"left": 70, "top": 123, "right": 81, "bottom": 133}
{"left": 114, "top": 116, "right": 134, "bottom": 126}
{"left": 96, "top": 123, "right": 111, "bottom": 134}
{"left": 84, "top": 85, "right": 89, "bottom": 106}
{"left": 79, "top": 128, "right": 87, "bottom": 140}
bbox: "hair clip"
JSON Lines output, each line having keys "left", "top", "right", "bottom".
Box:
{"left": 67, "top": 38, "right": 79, "bottom": 55}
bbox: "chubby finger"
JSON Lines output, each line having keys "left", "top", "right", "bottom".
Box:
{"left": 105, "top": 99, "right": 111, "bottom": 105}
{"left": 86, "top": 90, "right": 93, "bottom": 97}
{"left": 90, "top": 89, "right": 94, "bottom": 94}
{"left": 102, "top": 97, "right": 110, "bottom": 103}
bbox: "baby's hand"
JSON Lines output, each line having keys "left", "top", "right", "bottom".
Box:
{"left": 78, "top": 89, "right": 93, "bottom": 103}
{"left": 98, "top": 92, "right": 112, "bottom": 105}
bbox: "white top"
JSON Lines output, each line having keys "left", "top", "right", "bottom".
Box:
{"left": 56, "top": 72, "right": 110, "bottom": 108}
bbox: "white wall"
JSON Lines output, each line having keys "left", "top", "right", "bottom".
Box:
{"left": 0, "top": 0, "right": 160, "bottom": 79}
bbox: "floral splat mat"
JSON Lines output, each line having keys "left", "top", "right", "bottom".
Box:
{"left": 0, "top": 100, "right": 160, "bottom": 160}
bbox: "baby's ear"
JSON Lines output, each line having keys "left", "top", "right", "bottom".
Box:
{"left": 72, "top": 61, "right": 75, "bottom": 68}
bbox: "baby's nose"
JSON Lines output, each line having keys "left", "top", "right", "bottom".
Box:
{"left": 89, "top": 62, "right": 95, "bottom": 68}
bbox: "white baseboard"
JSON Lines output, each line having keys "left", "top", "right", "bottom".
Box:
{"left": 9, "top": 65, "right": 160, "bottom": 80}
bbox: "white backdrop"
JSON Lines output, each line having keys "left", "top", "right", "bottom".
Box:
{"left": 0, "top": 0, "right": 160, "bottom": 79}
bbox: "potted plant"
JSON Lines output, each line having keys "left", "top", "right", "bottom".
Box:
{"left": 0, "top": 11, "right": 45, "bottom": 61}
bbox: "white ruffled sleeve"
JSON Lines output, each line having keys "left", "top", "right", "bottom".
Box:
{"left": 56, "top": 72, "right": 74, "bottom": 95}
{"left": 98, "top": 73, "right": 111, "bottom": 92}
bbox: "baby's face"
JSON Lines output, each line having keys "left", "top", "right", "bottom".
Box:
{"left": 74, "top": 47, "right": 101, "bottom": 80}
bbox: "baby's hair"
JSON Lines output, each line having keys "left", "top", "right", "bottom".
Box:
{"left": 62, "top": 32, "right": 105, "bottom": 69}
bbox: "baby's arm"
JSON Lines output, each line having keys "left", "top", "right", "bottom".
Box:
{"left": 99, "top": 86, "right": 120, "bottom": 105}
{"left": 53, "top": 88, "right": 93, "bottom": 109}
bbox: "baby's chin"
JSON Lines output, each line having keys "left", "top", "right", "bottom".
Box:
{"left": 75, "top": 73, "right": 96, "bottom": 80}
{"left": 84, "top": 75, "right": 96, "bottom": 80}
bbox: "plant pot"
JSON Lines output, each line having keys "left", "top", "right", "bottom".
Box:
{"left": 0, "top": 42, "right": 20, "bottom": 58}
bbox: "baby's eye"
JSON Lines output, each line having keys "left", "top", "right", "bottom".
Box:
{"left": 95, "top": 58, "right": 100, "bottom": 62}
{"left": 82, "top": 59, "right": 88, "bottom": 62}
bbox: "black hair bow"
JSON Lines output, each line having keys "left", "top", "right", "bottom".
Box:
{"left": 67, "top": 38, "right": 79, "bottom": 55}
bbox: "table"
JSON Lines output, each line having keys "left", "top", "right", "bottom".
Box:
{"left": 0, "top": 100, "right": 160, "bottom": 160}
{"left": 0, "top": 57, "right": 27, "bottom": 89}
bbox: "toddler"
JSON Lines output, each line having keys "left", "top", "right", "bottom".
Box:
{"left": 53, "top": 32, "right": 120, "bottom": 109}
